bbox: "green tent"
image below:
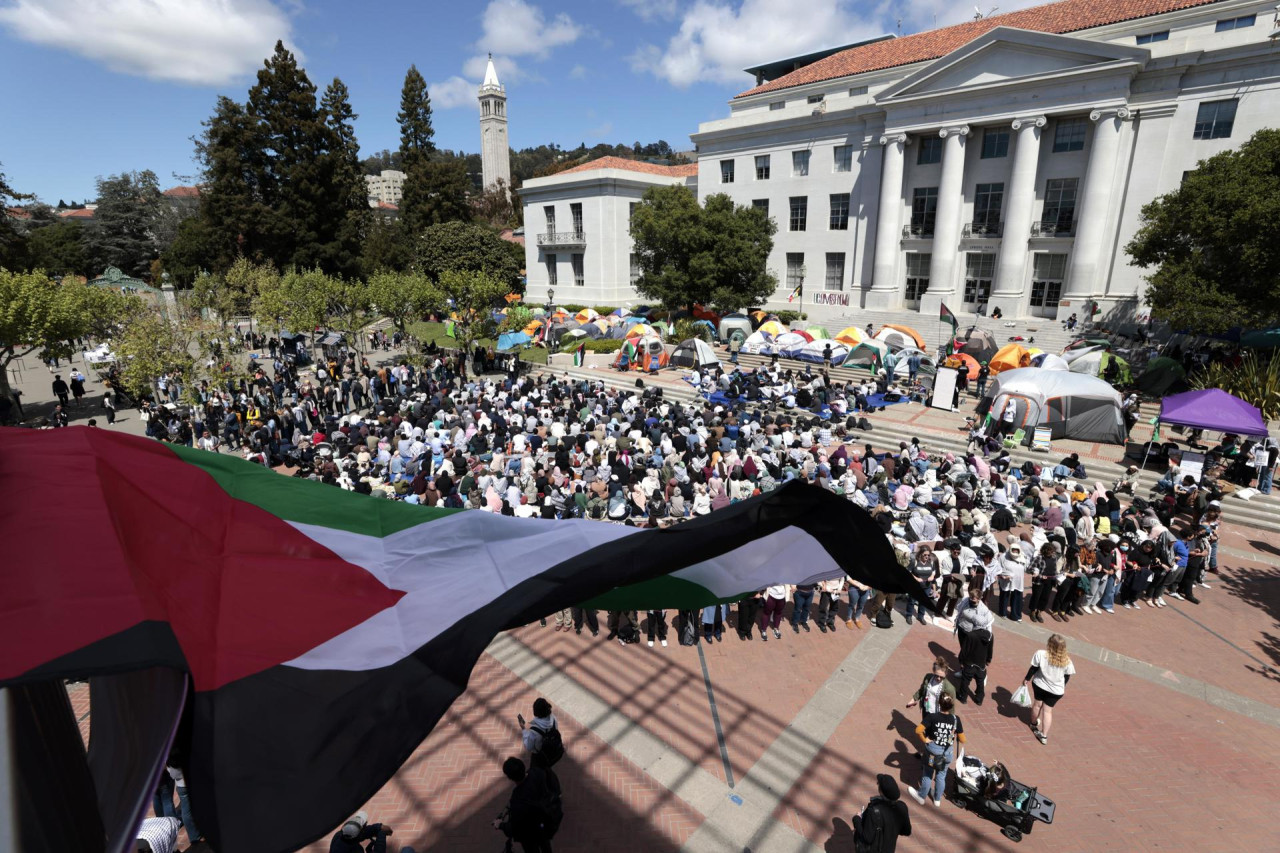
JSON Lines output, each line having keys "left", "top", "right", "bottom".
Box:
{"left": 1241, "top": 328, "right": 1280, "bottom": 348}
{"left": 1136, "top": 356, "right": 1187, "bottom": 396}
{"left": 806, "top": 326, "right": 830, "bottom": 340}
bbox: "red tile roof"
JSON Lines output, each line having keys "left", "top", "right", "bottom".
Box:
{"left": 163, "top": 185, "right": 201, "bottom": 198}
{"left": 375, "top": 201, "right": 399, "bottom": 210}
{"left": 5, "top": 206, "right": 31, "bottom": 220}
{"left": 737, "top": 0, "right": 1226, "bottom": 98}
{"left": 58, "top": 208, "right": 95, "bottom": 219}
{"left": 555, "top": 156, "right": 699, "bottom": 179}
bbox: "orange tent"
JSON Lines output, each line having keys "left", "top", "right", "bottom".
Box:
{"left": 989, "top": 343, "right": 1031, "bottom": 374}
{"left": 835, "top": 326, "right": 865, "bottom": 346}
{"left": 883, "top": 323, "right": 926, "bottom": 349}
{"left": 943, "top": 352, "right": 980, "bottom": 380}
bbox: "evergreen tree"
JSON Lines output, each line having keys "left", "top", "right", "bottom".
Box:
{"left": 397, "top": 65, "right": 435, "bottom": 170}
{"left": 85, "top": 170, "right": 165, "bottom": 277}
{"left": 319, "top": 77, "right": 369, "bottom": 278}
{"left": 196, "top": 95, "right": 271, "bottom": 270}
{"left": 401, "top": 159, "right": 471, "bottom": 235}
{"left": 0, "top": 162, "right": 33, "bottom": 269}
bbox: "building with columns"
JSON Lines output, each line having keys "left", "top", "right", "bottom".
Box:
{"left": 478, "top": 56, "right": 512, "bottom": 192}
{"left": 524, "top": 0, "right": 1280, "bottom": 321}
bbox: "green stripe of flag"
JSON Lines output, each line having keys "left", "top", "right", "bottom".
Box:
{"left": 167, "top": 443, "right": 460, "bottom": 536}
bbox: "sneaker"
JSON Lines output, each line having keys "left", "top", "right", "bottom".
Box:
{"left": 1146, "top": 600, "right": 1158, "bottom": 608}
{"left": 801, "top": 622, "right": 810, "bottom": 633}
{"left": 661, "top": 640, "right": 668, "bottom": 648}
{"left": 817, "top": 623, "right": 828, "bottom": 633}
{"left": 933, "top": 799, "right": 942, "bottom": 808}
{"left": 905, "top": 613, "right": 913, "bottom": 625}
{"left": 1156, "top": 598, "right": 1167, "bottom": 607}
{"left": 909, "top": 790, "right": 927, "bottom": 805}
{"left": 791, "top": 623, "right": 800, "bottom": 633}
{"left": 760, "top": 630, "right": 768, "bottom": 642}
{"left": 1171, "top": 592, "right": 1184, "bottom": 601}
{"left": 1186, "top": 596, "right": 1201, "bottom": 604}
{"left": 1035, "top": 730, "right": 1048, "bottom": 745}
{"left": 773, "top": 629, "right": 782, "bottom": 639}
{"left": 1198, "top": 582, "right": 1211, "bottom": 589}
{"left": 1123, "top": 603, "right": 1132, "bottom": 609}
{"left": 648, "top": 640, "right": 655, "bottom": 647}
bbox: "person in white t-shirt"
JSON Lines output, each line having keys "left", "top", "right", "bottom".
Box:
{"left": 1023, "top": 633, "right": 1075, "bottom": 745}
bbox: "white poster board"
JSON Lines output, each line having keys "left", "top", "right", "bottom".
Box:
{"left": 931, "top": 366, "right": 959, "bottom": 411}
{"left": 1180, "top": 450, "right": 1206, "bottom": 485}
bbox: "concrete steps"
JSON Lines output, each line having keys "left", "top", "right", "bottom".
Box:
{"left": 535, "top": 358, "right": 1280, "bottom": 535}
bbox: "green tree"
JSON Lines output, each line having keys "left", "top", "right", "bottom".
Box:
{"left": 162, "top": 216, "right": 219, "bottom": 286}
{"left": 474, "top": 177, "right": 516, "bottom": 227}
{"left": 0, "top": 270, "right": 133, "bottom": 408}
{"left": 1127, "top": 129, "right": 1280, "bottom": 334}
{"left": 318, "top": 78, "right": 370, "bottom": 278}
{"left": 196, "top": 95, "right": 271, "bottom": 269}
{"left": 415, "top": 221, "right": 523, "bottom": 290}
{"left": 362, "top": 215, "right": 414, "bottom": 273}
{"left": 84, "top": 170, "right": 165, "bottom": 277}
{"left": 366, "top": 270, "right": 436, "bottom": 343}
{"left": 401, "top": 158, "right": 471, "bottom": 234}
{"left": 0, "top": 162, "right": 33, "bottom": 268}
{"left": 22, "top": 221, "right": 87, "bottom": 276}
{"left": 397, "top": 65, "right": 435, "bottom": 169}
{"left": 113, "top": 304, "right": 197, "bottom": 403}
{"left": 630, "top": 186, "right": 776, "bottom": 312}
{"left": 435, "top": 269, "right": 508, "bottom": 377}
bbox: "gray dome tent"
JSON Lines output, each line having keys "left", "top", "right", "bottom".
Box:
{"left": 976, "top": 368, "right": 1126, "bottom": 445}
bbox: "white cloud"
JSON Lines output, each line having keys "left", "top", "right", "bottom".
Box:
{"left": 0, "top": 0, "right": 298, "bottom": 86}
{"left": 631, "top": 0, "right": 1042, "bottom": 88}
{"left": 568, "top": 64, "right": 588, "bottom": 79}
{"left": 430, "top": 76, "right": 479, "bottom": 111}
{"left": 618, "top": 0, "right": 679, "bottom": 22}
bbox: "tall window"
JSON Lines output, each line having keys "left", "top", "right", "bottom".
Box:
{"left": 910, "top": 187, "right": 938, "bottom": 236}
{"left": 972, "top": 182, "right": 1004, "bottom": 233}
{"left": 545, "top": 254, "right": 557, "bottom": 286}
{"left": 917, "top": 136, "right": 943, "bottom": 165}
{"left": 792, "top": 150, "right": 810, "bottom": 177}
{"left": 1135, "top": 30, "right": 1169, "bottom": 44}
{"left": 824, "top": 253, "right": 846, "bottom": 291}
{"left": 981, "top": 127, "right": 1010, "bottom": 159}
{"left": 905, "top": 254, "right": 931, "bottom": 302}
{"left": 786, "top": 253, "right": 805, "bottom": 292}
{"left": 1041, "top": 178, "right": 1078, "bottom": 232}
{"left": 752, "top": 199, "right": 769, "bottom": 216}
{"left": 1216, "top": 14, "right": 1255, "bottom": 31}
{"left": 1052, "top": 118, "right": 1087, "bottom": 153}
{"left": 964, "top": 253, "right": 995, "bottom": 305}
{"left": 570, "top": 203, "right": 583, "bottom": 234}
{"left": 571, "top": 253, "right": 584, "bottom": 287}
{"left": 1029, "top": 253, "right": 1067, "bottom": 308}
{"left": 833, "top": 144, "right": 853, "bottom": 173}
{"left": 829, "top": 193, "right": 850, "bottom": 230}
{"left": 720, "top": 159, "right": 735, "bottom": 183}
{"left": 544, "top": 205, "right": 556, "bottom": 232}
{"left": 629, "top": 253, "right": 640, "bottom": 286}
{"left": 756, "top": 155, "right": 771, "bottom": 180}
{"left": 789, "top": 196, "right": 808, "bottom": 231}
{"left": 1193, "top": 99, "right": 1237, "bottom": 140}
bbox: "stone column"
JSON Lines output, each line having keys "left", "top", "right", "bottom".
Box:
{"left": 866, "top": 132, "right": 908, "bottom": 309}
{"left": 1062, "top": 106, "right": 1130, "bottom": 314}
{"left": 921, "top": 125, "right": 969, "bottom": 317}
{"left": 991, "top": 115, "right": 1046, "bottom": 316}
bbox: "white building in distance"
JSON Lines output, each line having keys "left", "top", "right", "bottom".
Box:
{"left": 523, "top": 0, "right": 1280, "bottom": 323}
{"left": 365, "top": 170, "right": 405, "bottom": 207}
{"left": 521, "top": 157, "right": 697, "bottom": 306}
{"left": 479, "top": 56, "right": 512, "bottom": 192}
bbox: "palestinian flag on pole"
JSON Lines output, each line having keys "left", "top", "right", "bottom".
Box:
{"left": 0, "top": 428, "right": 925, "bottom": 853}
{"left": 573, "top": 342, "right": 587, "bottom": 366}
{"left": 940, "top": 302, "right": 958, "bottom": 355}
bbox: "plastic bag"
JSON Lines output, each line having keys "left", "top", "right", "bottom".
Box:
{"left": 1011, "top": 684, "right": 1032, "bottom": 707}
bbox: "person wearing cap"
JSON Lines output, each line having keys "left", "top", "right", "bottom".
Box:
{"left": 329, "top": 810, "right": 393, "bottom": 853}
{"left": 852, "top": 773, "right": 912, "bottom": 851}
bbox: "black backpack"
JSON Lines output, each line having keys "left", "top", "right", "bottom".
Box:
{"left": 858, "top": 417, "right": 873, "bottom": 431}
{"left": 530, "top": 721, "right": 565, "bottom": 767}
{"left": 875, "top": 608, "right": 893, "bottom": 629}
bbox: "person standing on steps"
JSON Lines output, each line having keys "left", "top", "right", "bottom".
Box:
{"left": 1023, "top": 634, "right": 1075, "bottom": 745}
{"left": 975, "top": 362, "right": 990, "bottom": 399}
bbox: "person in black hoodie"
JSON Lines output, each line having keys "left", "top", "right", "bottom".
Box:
{"left": 852, "top": 773, "right": 912, "bottom": 852}
{"left": 955, "top": 624, "right": 994, "bottom": 705}
{"left": 495, "top": 756, "right": 562, "bottom": 853}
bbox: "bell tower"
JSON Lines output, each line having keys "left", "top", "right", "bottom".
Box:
{"left": 478, "top": 54, "right": 511, "bottom": 192}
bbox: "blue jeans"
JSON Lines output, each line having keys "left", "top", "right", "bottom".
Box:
{"left": 905, "top": 595, "right": 929, "bottom": 620}
{"left": 175, "top": 784, "right": 199, "bottom": 841}
{"left": 919, "top": 742, "right": 953, "bottom": 802}
{"left": 849, "top": 587, "right": 873, "bottom": 621}
{"left": 790, "top": 589, "right": 814, "bottom": 625}
{"left": 154, "top": 774, "right": 176, "bottom": 818}
{"left": 1259, "top": 468, "right": 1273, "bottom": 494}
{"left": 1099, "top": 574, "right": 1117, "bottom": 610}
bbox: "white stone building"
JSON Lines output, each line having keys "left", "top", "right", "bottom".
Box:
{"left": 479, "top": 56, "right": 512, "bottom": 192}
{"left": 365, "top": 170, "right": 405, "bottom": 207}
{"left": 521, "top": 157, "right": 697, "bottom": 306}
{"left": 523, "top": 0, "right": 1280, "bottom": 322}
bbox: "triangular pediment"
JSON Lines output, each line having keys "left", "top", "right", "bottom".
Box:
{"left": 878, "top": 27, "right": 1148, "bottom": 101}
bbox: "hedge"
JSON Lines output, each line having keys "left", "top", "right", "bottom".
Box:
{"left": 775, "top": 310, "right": 808, "bottom": 324}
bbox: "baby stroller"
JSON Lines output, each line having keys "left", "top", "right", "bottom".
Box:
{"left": 950, "top": 753, "right": 1055, "bottom": 843}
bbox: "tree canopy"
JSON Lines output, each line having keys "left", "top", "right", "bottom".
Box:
{"left": 629, "top": 185, "right": 777, "bottom": 312}
{"left": 85, "top": 170, "right": 165, "bottom": 277}
{"left": 415, "top": 221, "right": 523, "bottom": 291}
{"left": 434, "top": 269, "right": 509, "bottom": 377}
{"left": 1126, "top": 128, "right": 1280, "bottom": 334}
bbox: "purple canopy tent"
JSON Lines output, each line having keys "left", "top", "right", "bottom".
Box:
{"left": 1158, "top": 389, "right": 1269, "bottom": 437}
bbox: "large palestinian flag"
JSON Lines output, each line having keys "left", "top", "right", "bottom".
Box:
{"left": 0, "top": 427, "right": 924, "bottom": 853}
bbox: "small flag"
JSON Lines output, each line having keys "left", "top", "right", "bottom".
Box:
{"left": 940, "top": 303, "right": 958, "bottom": 355}
{"left": 574, "top": 343, "right": 586, "bottom": 366}
{"left": 788, "top": 284, "right": 801, "bottom": 303}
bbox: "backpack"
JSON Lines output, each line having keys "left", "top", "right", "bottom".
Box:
{"left": 875, "top": 608, "right": 893, "bottom": 629}
{"left": 678, "top": 611, "right": 698, "bottom": 646}
{"left": 854, "top": 800, "right": 891, "bottom": 853}
{"left": 530, "top": 721, "right": 565, "bottom": 767}
{"left": 858, "top": 417, "right": 873, "bottom": 431}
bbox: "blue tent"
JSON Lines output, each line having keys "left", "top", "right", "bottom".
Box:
{"left": 497, "top": 331, "right": 530, "bottom": 352}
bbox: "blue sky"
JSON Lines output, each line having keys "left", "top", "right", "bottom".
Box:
{"left": 0, "top": 0, "right": 1013, "bottom": 205}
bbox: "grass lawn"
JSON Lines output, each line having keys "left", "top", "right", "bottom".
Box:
{"left": 406, "top": 321, "right": 550, "bottom": 365}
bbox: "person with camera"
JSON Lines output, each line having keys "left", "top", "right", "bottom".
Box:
{"left": 519, "top": 698, "right": 564, "bottom": 770}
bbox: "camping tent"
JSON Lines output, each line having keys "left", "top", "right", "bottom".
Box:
{"left": 719, "top": 314, "right": 752, "bottom": 342}
{"left": 1068, "top": 349, "right": 1131, "bottom": 383}
{"left": 1241, "top": 328, "right": 1280, "bottom": 348}
{"left": 943, "top": 353, "right": 979, "bottom": 380}
{"left": 989, "top": 343, "right": 1031, "bottom": 374}
{"left": 610, "top": 307, "right": 632, "bottom": 318}
{"left": 806, "top": 326, "right": 830, "bottom": 340}
{"left": 1030, "top": 352, "right": 1070, "bottom": 371}
{"left": 574, "top": 308, "right": 599, "bottom": 324}
{"left": 1136, "top": 356, "right": 1187, "bottom": 396}
{"left": 891, "top": 351, "right": 937, "bottom": 378}
{"left": 959, "top": 329, "right": 998, "bottom": 362}
{"left": 835, "top": 326, "right": 866, "bottom": 346}
{"left": 793, "top": 339, "right": 850, "bottom": 365}
{"left": 1063, "top": 337, "right": 1111, "bottom": 353}
{"left": 876, "top": 324, "right": 926, "bottom": 351}
{"left": 616, "top": 334, "right": 668, "bottom": 371}
{"left": 669, "top": 338, "right": 721, "bottom": 369}
{"left": 757, "top": 320, "right": 788, "bottom": 337}
{"left": 845, "top": 338, "right": 891, "bottom": 368}
{"left": 1158, "top": 388, "right": 1268, "bottom": 436}
{"left": 741, "top": 330, "right": 774, "bottom": 354}
{"left": 496, "top": 331, "right": 530, "bottom": 351}
{"left": 774, "top": 332, "right": 812, "bottom": 354}
{"left": 978, "top": 368, "right": 1127, "bottom": 444}
{"left": 625, "top": 323, "right": 656, "bottom": 339}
